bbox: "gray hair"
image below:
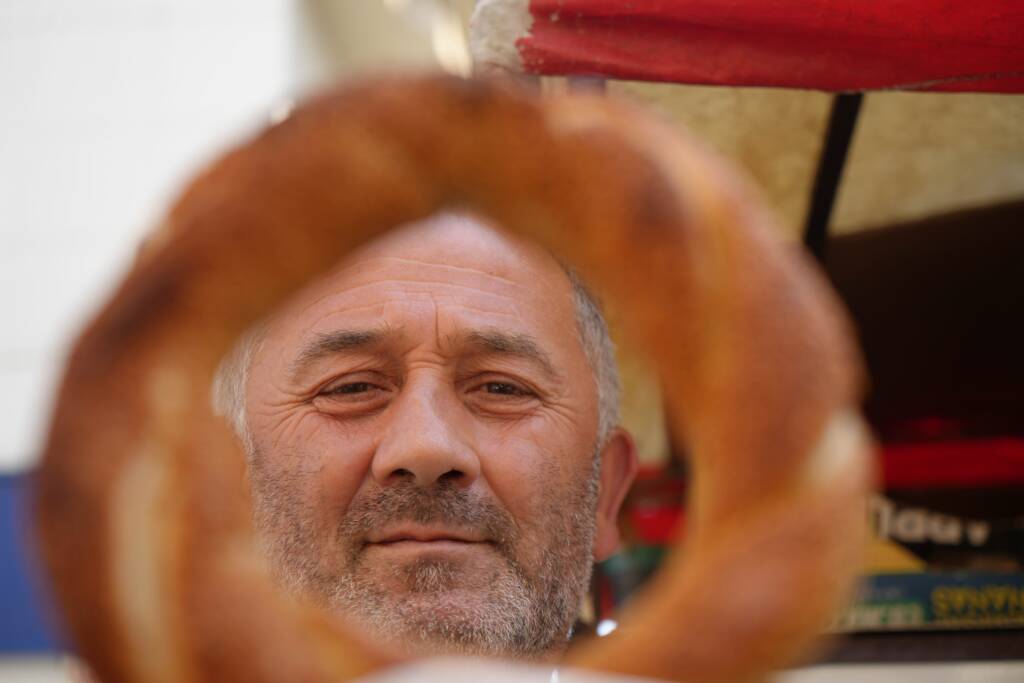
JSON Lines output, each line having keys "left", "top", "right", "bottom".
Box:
{"left": 212, "top": 266, "right": 620, "bottom": 449}
{"left": 564, "top": 268, "right": 620, "bottom": 444}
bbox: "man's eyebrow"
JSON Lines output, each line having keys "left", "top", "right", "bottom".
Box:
{"left": 464, "top": 329, "right": 561, "bottom": 380}
{"left": 289, "top": 328, "right": 390, "bottom": 381}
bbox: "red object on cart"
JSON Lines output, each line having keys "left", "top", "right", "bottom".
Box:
{"left": 471, "top": 0, "right": 1024, "bottom": 93}
{"left": 881, "top": 438, "right": 1024, "bottom": 490}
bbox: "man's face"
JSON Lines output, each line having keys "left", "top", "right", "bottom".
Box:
{"left": 243, "top": 216, "right": 633, "bottom": 659}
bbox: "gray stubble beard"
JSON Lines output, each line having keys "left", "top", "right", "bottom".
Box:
{"left": 248, "top": 446, "right": 601, "bottom": 660}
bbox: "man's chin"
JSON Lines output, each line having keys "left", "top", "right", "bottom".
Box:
{"left": 361, "top": 548, "right": 505, "bottom": 593}
{"left": 392, "top": 586, "right": 495, "bottom": 616}
{"left": 329, "top": 559, "right": 545, "bottom": 659}
{"left": 344, "top": 590, "right": 512, "bottom": 658}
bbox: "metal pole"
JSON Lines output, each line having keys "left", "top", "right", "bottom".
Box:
{"left": 803, "top": 93, "right": 864, "bottom": 260}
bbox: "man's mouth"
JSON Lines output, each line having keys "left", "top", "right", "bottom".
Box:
{"left": 365, "top": 524, "right": 490, "bottom": 549}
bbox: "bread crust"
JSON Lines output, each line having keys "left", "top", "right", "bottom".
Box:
{"left": 35, "top": 75, "right": 872, "bottom": 683}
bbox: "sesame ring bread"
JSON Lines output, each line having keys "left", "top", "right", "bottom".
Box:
{"left": 36, "top": 75, "right": 873, "bottom": 683}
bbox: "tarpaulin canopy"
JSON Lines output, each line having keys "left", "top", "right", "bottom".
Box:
{"left": 471, "top": 0, "right": 1024, "bottom": 93}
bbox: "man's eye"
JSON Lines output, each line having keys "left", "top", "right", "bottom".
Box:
{"left": 313, "top": 378, "right": 390, "bottom": 416}
{"left": 484, "top": 381, "right": 531, "bottom": 397}
{"left": 327, "top": 382, "right": 373, "bottom": 395}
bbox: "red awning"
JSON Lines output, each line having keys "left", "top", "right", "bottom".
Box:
{"left": 471, "top": 0, "right": 1024, "bottom": 93}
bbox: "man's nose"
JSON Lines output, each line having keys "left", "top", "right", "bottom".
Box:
{"left": 371, "top": 385, "right": 480, "bottom": 487}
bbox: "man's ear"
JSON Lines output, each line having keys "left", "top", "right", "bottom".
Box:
{"left": 593, "top": 428, "right": 639, "bottom": 562}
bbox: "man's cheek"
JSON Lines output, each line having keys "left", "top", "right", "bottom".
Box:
{"left": 489, "top": 426, "right": 582, "bottom": 492}
{"left": 260, "top": 404, "right": 331, "bottom": 451}
{"left": 278, "top": 417, "right": 374, "bottom": 509}
{"left": 483, "top": 444, "right": 563, "bottom": 548}
{"left": 319, "top": 456, "right": 376, "bottom": 516}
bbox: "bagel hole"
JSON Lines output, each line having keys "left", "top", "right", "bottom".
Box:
{"left": 204, "top": 209, "right": 691, "bottom": 661}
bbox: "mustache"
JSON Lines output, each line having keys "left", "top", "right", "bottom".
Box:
{"left": 337, "top": 481, "right": 518, "bottom": 550}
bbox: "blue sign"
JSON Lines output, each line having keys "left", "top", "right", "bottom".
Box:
{"left": 0, "top": 473, "right": 62, "bottom": 652}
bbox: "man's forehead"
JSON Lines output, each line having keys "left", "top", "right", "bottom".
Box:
{"left": 351, "top": 213, "right": 565, "bottom": 283}
{"left": 279, "top": 215, "right": 574, "bottom": 322}
{"left": 262, "top": 214, "right": 582, "bottom": 358}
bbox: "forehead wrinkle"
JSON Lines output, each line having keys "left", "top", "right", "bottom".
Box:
{"left": 291, "top": 278, "right": 525, "bottom": 321}
{"left": 356, "top": 255, "right": 522, "bottom": 287}
{"left": 312, "top": 278, "right": 524, "bottom": 300}
{"left": 440, "top": 304, "right": 523, "bottom": 320}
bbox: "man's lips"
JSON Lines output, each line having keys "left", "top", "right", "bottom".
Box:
{"left": 365, "top": 524, "right": 488, "bottom": 545}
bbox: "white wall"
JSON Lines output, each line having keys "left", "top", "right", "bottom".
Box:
{"left": 0, "top": 0, "right": 293, "bottom": 472}
{"left": 0, "top": 0, "right": 471, "bottom": 475}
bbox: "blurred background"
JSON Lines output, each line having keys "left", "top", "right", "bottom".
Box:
{"left": 1, "top": 1, "right": 1022, "bottom": 681}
